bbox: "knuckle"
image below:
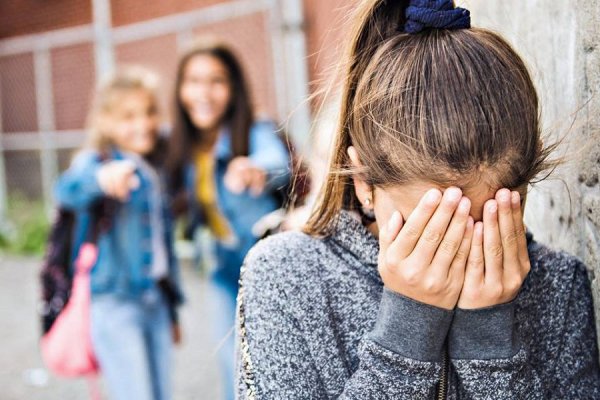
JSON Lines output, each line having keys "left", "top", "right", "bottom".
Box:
{"left": 454, "top": 246, "right": 469, "bottom": 262}
{"left": 488, "top": 283, "right": 504, "bottom": 298}
{"left": 489, "top": 244, "right": 504, "bottom": 259}
{"left": 402, "top": 267, "right": 420, "bottom": 286}
{"left": 503, "top": 231, "right": 519, "bottom": 246}
{"left": 422, "top": 277, "right": 441, "bottom": 293}
{"left": 438, "top": 238, "right": 459, "bottom": 256}
{"left": 384, "top": 252, "right": 398, "bottom": 268}
{"left": 505, "top": 278, "right": 522, "bottom": 294}
{"left": 404, "top": 226, "right": 421, "bottom": 240}
{"left": 514, "top": 226, "right": 526, "bottom": 238}
{"left": 467, "top": 254, "right": 483, "bottom": 268}
{"left": 422, "top": 229, "right": 442, "bottom": 245}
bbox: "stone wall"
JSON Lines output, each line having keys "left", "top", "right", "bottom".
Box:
{"left": 461, "top": 0, "right": 600, "bottom": 345}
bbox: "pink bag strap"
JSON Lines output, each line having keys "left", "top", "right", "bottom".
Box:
{"left": 87, "top": 375, "right": 102, "bottom": 400}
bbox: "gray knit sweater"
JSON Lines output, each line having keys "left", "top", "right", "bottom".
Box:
{"left": 236, "top": 210, "right": 600, "bottom": 399}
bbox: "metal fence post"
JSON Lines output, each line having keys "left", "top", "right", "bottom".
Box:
{"left": 0, "top": 78, "right": 7, "bottom": 222}
{"left": 92, "top": 0, "right": 115, "bottom": 80}
{"left": 33, "top": 47, "right": 58, "bottom": 215}
{"left": 269, "top": 0, "right": 312, "bottom": 152}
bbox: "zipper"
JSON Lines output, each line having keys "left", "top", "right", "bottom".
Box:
{"left": 437, "top": 349, "right": 449, "bottom": 400}
{"left": 237, "top": 279, "right": 258, "bottom": 399}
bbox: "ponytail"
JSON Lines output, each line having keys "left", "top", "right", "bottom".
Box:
{"left": 305, "top": 1, "right": 550, "bottom": 237}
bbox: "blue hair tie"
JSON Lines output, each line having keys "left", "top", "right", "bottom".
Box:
{"left": 404, "top": 0, "right": 471, "bottom": 34}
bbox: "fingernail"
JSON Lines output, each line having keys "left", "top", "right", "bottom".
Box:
{"left": 498, "top": 189, "right": 510, "bottom": 202}
{"left": 425, "top": 189, "right": 441, "bottom": 205}
{"left": 390, "top": 211, "right": 401, "bottom": 228}
{"left": 512, "top": 191, "right": 520, "bottom": 206}
{"left": 446, "top": 187, "right": 461, "bottom": 201}
{"left": 475, "top": 221, "right": 484, "bottom": 236}
{"left": 459, "top": 197, "right": 471, "bottom": 212}
{"left": 488, "top": 201, "right": 497, "bottom": 213}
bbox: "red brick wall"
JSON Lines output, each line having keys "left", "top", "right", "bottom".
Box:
{"left": 111, "top": 0, "right": 227, "bottom": 27}
{"left": 193, "top": 12, "right": 276, "bottom": 119}
{"left": 0, "top": 53, "right": 37, "bottom": 132}
{"left": 0, "top": 0, "right": 92, "bottom": 39}
{"left": 303, "top": 0, "right": 355, "bottom": 107}
{"left": 116, "top": 34, "right": 179, "bottom": 121}
{"left": 0, "top": 0, "right": 355, "bottom": 130}
{"left": 52, "top": 43, "right": 96, "bottom": 130}
{"left": 0, "top": 0, "right": 357, "bottom": 200}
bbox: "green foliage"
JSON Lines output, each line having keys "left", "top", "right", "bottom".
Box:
{"left": 0, "top": 193, "right": 50, "bottom": 256}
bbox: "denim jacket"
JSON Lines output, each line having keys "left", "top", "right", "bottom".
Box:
{"left": 183, "top": 120, "right": 290, "bottom": 281}
{"left": 54, "top": 148, "right": 183, "bottom": 303}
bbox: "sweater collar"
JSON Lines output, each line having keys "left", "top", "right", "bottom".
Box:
{"left": 330, "top": 209, "right": 380, "bottom": 267}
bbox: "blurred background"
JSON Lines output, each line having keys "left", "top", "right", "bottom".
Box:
{"left": 0, "top": 0, "right": 599, "bottom": 399}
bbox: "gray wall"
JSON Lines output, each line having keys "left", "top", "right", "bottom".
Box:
{"left": 462, "top": 0, "right": 600, "bottom": 344}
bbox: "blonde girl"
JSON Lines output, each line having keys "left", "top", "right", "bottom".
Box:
{"left": 55, "top": 67, "right": 183, "bottom": 400}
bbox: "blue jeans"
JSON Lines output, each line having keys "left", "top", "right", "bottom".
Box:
{"left": 207, "top": 275, "right": 238, "bottom": 400}
{"left": 91, "top": 287, "right": 172, "bottom": 400}
{"left": 208, "top": 242, "right": 248, "bottom": 400}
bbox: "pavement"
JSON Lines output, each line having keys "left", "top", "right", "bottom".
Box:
{"left": 0, "top": 254, "right": 223, "bottom": 400}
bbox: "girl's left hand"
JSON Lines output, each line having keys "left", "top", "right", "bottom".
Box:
{"left": 224, "top": 157, "right": 267, "bottom": 196}
{"left": 457, "top": 189, "right": 530, "bottom": 309}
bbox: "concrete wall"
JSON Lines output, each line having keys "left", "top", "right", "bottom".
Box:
{"left": 460, "top": 0, "right": 600, "bottom": 344}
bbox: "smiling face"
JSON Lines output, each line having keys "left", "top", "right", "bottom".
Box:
{"left": 101, "top": 89, "right": 159, "bottom": 155}
{"left": 178, "top": 54, "right": 232, "bottom": 132}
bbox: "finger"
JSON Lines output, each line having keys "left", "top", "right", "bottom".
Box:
{"left": 449, "top": 215, "right": 474, "bottom": 281}
{"left": 250, "top": 171, "right": 266, "bottom": 196}
{"left": 106, "top": 174, "right": 119, "bottom": 199}
{"left": 116, "top": 179, "right": 130, "bottom": 201}
{"left": 224, "top": 172, "right": 244, "bottom": 194}
{"left": 389, "top": 188, "right": 442, "bottom": 259}
{"left": 496, "top": 189, "right": 520, "bottom": 277}
{"left": 129, "top": 175, "right": 141, "bottom": 190}
{"left": 429, "top": 196, "right": 471, "bottom": 274}
{"left": 483, "top": 199, "right": 503, "bottom": 284}
{"left": 117, "top": 159, "right": 136, "bottom": 171}
{"left": 463, "top": 221, "right": 484, "bottom": 289}
{"left": 410, "top": 187, "right": 463, "bottom": 265}
{"left": 511, "top": 191, "right": 530, "bottom": 274}
{"left": 378, "top": 211, "right": 403, "bottom": 264}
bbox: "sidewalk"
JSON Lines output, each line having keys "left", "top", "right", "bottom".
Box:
{"left": 0, "top": 254, "right": 222, "bottom": 400}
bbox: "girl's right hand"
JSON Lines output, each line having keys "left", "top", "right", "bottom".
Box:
{"left": 96, "top": 160, "right": 140, "bottom": 201}
{"left": 378, "top": 188, "right": 474, "bottom": 310}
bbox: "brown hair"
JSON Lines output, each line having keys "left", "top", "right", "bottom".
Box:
{"left": 305, "top": 0, "right": 557, "bottom": 236}
{"left": 166, "top": 40, "right": 254, "bottom": 194}
{"left": 85, "top": 66, "right": 160, "bottom": 154}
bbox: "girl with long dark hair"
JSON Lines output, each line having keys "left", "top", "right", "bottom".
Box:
{"left": 167, "top": 41, "right": 289, "bottom": 399}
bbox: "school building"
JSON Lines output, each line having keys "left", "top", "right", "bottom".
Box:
{"left": 0, "top": 0, "right": 350, "bottom": 209}
{"left": 2, "top": 2, "right": 600, "bottom": 337}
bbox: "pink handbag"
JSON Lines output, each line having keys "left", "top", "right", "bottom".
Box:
{"left": 40, "top": 242, "right": 99, "bottom": 377}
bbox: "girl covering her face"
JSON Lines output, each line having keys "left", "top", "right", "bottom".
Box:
{"left": 235, "top": 1, "right": 600, "bottom": 399}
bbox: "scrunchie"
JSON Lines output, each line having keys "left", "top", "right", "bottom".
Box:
{"left": 404, "top": 0, "right": 471, "bottom": 34}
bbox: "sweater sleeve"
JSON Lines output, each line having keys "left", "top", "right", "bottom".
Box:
{"left": 448, "top": 257, "right": 600, "bottom": 399}
{"left": 236, "top": 249, "right": 453, "bottom": 399}
{"left": 448, "top": 302, "right": 545, "bottom": 399}
{"left": 549, "top": 259, "right": 600, "bottom": 398}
